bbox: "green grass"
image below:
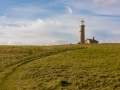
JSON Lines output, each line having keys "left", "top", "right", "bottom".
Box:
{"left": 0, "top": 44, "right": 120, "bottom": 90}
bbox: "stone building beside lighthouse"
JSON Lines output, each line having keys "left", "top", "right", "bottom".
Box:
{"left": 85, "top": 37, "right": 98, "bottom": 44}
{"left": 78, "top": 19, "right": 99, "bottom": 44}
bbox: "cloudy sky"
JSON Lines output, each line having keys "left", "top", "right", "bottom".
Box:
{"left": 0, "top": 0, "right": 120, "bottom": 45}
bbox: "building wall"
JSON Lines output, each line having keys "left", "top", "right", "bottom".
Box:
{"left": 85, "top": 40, "right": 90, "bottom": 44}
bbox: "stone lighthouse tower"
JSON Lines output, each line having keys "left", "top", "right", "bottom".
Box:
{"left": 79, "top": 19, "right": 85, "bottom": 43}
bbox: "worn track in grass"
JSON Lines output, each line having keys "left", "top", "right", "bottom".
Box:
{"left": 1, "top": 44, "right": 120, "bottom": 90}
{"left": 0, "top": 47, "right": 85, "bottom": 90}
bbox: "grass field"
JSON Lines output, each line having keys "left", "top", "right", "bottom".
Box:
{"left": 0, "top": 44, "right": 120, "bottom": 90}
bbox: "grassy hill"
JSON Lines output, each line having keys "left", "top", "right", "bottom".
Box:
{"left": 0, "top": 44, "right": 120, "bottom": 90}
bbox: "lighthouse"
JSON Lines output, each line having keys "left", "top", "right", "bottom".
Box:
{"left": 79, "top": 19, "right": 85, "bottom": 44}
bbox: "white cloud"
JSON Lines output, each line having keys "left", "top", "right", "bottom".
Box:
{"left": 66, "top": 6, "right": 72, "bottom": 14}
{"left": 8, "top": 40, "right": 14, "bottom": 45}
{"left": 0, "top": 0, "right": 120, "bottom": 45}
{"left": 0, "top": 17, "right": 78, "bottom": 45}
{"left": 12, "top": 6, "right": 46, "bottom": 13}
{"left": 1, "top": 14, "right": 120, "bottom": 45}
{"left": 43, "top": 39, "right": 69, "bottom": 45}
{"left": 93, "top": 0, "right": 119, "bottom": 5}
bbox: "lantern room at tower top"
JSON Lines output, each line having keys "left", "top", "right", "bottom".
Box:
{"left": 80, "top": 18, "right": 84, "bottom": 25}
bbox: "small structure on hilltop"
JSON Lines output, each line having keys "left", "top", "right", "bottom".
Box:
{"left": 78, "top": 19, "right": 99, "bottom": 44}
{"left": 85, "top": 37, "right": 99, "bottom": 44}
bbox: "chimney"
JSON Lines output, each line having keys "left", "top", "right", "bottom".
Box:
{"left": 93, "top": 36, "right": 94, "bottom": 40}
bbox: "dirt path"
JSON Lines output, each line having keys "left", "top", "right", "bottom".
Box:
{"left": 0, "top": 48, "right": 83, "bottom": 90}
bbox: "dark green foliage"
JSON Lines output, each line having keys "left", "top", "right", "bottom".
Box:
{"left": 60, "top": 80, "right": 71, "bottom": 87}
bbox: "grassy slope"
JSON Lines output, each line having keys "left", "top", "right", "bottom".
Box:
{"left": 0, "top": 44, "right": 120, "bottom": 90}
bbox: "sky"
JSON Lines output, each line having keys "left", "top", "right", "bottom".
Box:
{"left": 0, "top": 0, "right": 120, "bottom": 45}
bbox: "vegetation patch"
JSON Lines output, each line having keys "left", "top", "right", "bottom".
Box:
{"left": 60, "top": 80, "right": 72, "bottom": 87}
{"left": 0, "top": 44, "right": 120, "bottom": 90}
